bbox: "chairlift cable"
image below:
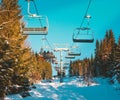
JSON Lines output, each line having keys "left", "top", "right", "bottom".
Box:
{"left": 41, "top": 35, "right": 53, "bottom": 51}
{"left": 69, "top": 0, "right": 93, "bottom": 49}
{"left": 45, "top": 36, "right": 54, "bottom": 50}
{"left": 75, "top": 0, "right": 92, "bottom": 37}
{"left": 33, "top": 0, "right": 43, "bottom": 27}
{"left": 80, "top": 0, "right": 92, "bottom": 28}
{"left": 33, "top": 0, "right": 39, "bottom": 15}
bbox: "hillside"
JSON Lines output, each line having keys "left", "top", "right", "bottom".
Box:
{"left": 5, "top": 76, "right": 120, "bottom": 100}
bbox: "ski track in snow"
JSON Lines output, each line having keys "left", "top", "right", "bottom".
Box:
{"left": 4, "top": 77, "right": 120, "bottom": 100}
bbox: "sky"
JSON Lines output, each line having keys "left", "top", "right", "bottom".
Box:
{"left": 19, "top": 0, "right": 120, "bottom": 61}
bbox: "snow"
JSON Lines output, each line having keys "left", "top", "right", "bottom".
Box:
{"left": 5, "top": 77, "right": 120, "bottom": 100}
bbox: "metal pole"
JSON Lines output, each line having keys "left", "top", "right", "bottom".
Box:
{"left": 60, "top": 50, "right": 63, "bottom": 82}
{"left": 54, "top": 44, "right": 69, "bottom": 83}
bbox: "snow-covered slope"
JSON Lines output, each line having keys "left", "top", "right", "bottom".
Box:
{"left": 5, "top": 77, "right": 120, "bottom": 100}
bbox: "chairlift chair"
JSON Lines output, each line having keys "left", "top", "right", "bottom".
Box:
{"left": 39, "top": 36, "right": 55, "bottom": 63}
{"left": 22, "top": 0, "right": 49, "bottom": 35}
{"left": 68, "top": 45, "right": 81, "bottom": 56}
{"left": 65, "top": 56, "right": 75, "bottom": 59}
{"left": 68, "top": 52, "right": 81, "bottom": 56}
{"left": 72, "top": 27, "right": 94, "bottom": 43}
{"left": 22, "top": 14, "right": 48, "bottom": 35}
{"left": 72, "top": 15, "right": 94, "bottom": 43}
{"left": 73, "top": 38, "right": 94, "bottom": 43}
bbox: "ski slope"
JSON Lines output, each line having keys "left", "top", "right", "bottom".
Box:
{"left": 5, "top": 77, "right": 120, "bottom": 100}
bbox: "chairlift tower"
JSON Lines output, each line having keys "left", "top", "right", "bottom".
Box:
{"left": 54, "top": 44, "right": 69, "bottom": 83}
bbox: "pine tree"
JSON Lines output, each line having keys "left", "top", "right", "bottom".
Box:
{"left": 27, "top": 52, "right": 52, "bottom": 83}
{"left": 90, "top": 54, "right": 94, "bottom": 77}
{"left": 93, "top": 29, "right": 117, "bottom": 78}
{"left": 69, "top": 61, "right": 73, "bottom": 76}
{"left": 102, "top": 30, "right": 115, "bottom": 76}
{"left": 94, "top": 40, "right": 101, "bottom": 76}
{"left": 0, "top": 0, "right": 31, "bottom": 97}
{"left": 112, "top": 36, "right": 120, "bottom": 83}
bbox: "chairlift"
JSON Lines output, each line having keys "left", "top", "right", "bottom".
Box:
{"left": 22, "top": 0, "right": 49, "bottom": 35}
{"left": 73, "top": 37, "right": 94, "bottom": 43}
{"left": 65, "top": 56, "right": 75, "bottom": 59}
{"left": 39, "top": 36, "right": 55, "bottom": 63}
{"left": 68, "top": 52, "right": 81, "bottom": 56}
{"left": 73, "top": 32, "right": 94, "bottom": 43}
{"left": 68, "top": 45, "right": 81, "bottom": 56}
{"left": 72, "top": 15, "right": 94, "bottom": 43}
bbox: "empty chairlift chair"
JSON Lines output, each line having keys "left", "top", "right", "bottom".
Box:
{"left": 72, "top": 15, "right": 94, "bottom": 43}
{"left": 22, "top": 15, "right": 48, "bottom": 35}
{"left": 65, "top": 55, "right": 75, "bottom": 59}
{"left": 72, "top": 27, "right": 94, "bottom": 43}
{"left": 22, "top": 0, "right": 49, "bottom": 35}
{"left": 68, "top": 45, "right": 81, "bottom": 56}
{"left": 68, "top": 52, "right": 81, "bottom": 56}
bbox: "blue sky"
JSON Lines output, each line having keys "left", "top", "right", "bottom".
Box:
{"left": 19, "top": 0, "right": 120, "bottom": 60}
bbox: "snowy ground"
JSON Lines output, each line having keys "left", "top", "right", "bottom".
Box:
{"left": 5, "top": 76, "right": 120, "bottom": 100}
